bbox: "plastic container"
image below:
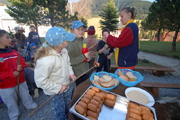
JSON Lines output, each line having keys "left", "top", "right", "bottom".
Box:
{"left": 90, "top": 71, "right": 120, "bottom": 91}
{"left": 115, "top": 69, "right": 143, "bottom": 87}
{"left": 82, "top": 44, "right": 88, "bottom": 62}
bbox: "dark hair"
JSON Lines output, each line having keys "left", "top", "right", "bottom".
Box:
{"left": 0, "top": 30, "right": 7, "bottom": 38}
{"left": 102, "top": 28, "right": 110, "bottom": 35}
{"left": 120, "top": 6, "right": 137, "bottom": 19}
{"left": 30, "top": 25, "right": 35, "bottom": 28}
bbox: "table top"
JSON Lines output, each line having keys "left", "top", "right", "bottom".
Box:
{"left": 69, "top": 79, "right": 170, "bottom": 120}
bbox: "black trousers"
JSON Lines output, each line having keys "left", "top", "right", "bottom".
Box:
{"left": 76, "top": 73, "right": 89, "bottom": 86}
{"left": 96, "top": 56, "right": 111, "bottom": 72}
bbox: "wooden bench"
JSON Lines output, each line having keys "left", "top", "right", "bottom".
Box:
{"left": 139, "top": 82, "right": 180, "bottom": 98}
{"left": 110, "top": 65, "right": 175, "bottom": 76}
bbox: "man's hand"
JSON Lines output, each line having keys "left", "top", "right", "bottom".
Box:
{"left": 13, "top": 71, "right": 20, "bottom": 77}
{"left": 84, "top": 52, "right": 90, "bottom": 60}
{"left": 17, "top": 65, "right": 22, "bottom": 72}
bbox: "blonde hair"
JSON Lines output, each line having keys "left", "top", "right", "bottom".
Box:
{"left": 34, "top": 41, "right": 60, "bottom": 66}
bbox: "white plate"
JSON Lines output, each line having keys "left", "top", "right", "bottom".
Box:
{"left": 125, "top": 87, "right": 155, "bottom": 106}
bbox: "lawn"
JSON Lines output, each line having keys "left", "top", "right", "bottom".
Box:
{"left": 140, "top": 41, "right": 180, "bottom": 60}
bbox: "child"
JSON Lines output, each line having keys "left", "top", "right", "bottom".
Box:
{"left": 27, "top": 25, "right": 41, "bottom": 48}
{"left": 0, "top": 30, "right": 38, "bottom": 120}
{"left": 67, "top": 20, "right": 90, "bottom": 86}
{"left": 34, "top": 27, "right": 76, "bottom": 120}
{"left": 104, "top": 6, "right": 139, "bottom": 70}
{"left": 85, "top": 26, "right": 99, "bottom": 69}
{"left": 96, "top": 28, "right": 114, "bottom": 72}
{"left": 28, "top": 42, "right": 38, "bottom": 60}
{"left": 15, "top": 27, "right": 28, "bottom": 49}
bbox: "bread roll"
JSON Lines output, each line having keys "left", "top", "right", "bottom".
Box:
{"left": 98, "top": 103, "right": 102, "bottom": 108}
{"left": 126, "top": 72, "right": 137, "bottom": 81}
{"left": 91, "top": 87, "right": 100, "bottom": 93}
{"left": 97, "top": 108, "right": 101, "bottom": 113}
{"left": 83, "top": 94, "right": 93, "bottom": 100}
{"left": 78, "top": 101, "right": 87, "bottom": 109}
{"left": 112, "top": 79, "right": 119, "bottom": 86}
{"left": 95, "top": 93, "right": 104, "bottom": 100}
{"left": 90, "top": 99, "right": 99, "bottom": 106}
{"left": 88, "top": 103, "right": 98, "bottom": 112}
{"left": 128, "top": 103, "right": 142, "bottom": 111}
{"left": 99, "top": 92, "right": 106, "bottom": 98}
{"left": 142, "top": 110, "right": 153, "bottom": 117}
{"left": 87, "top": 116, "right": 97, "bottom": 120}
{"left": 104, "top": 99, "right": 115, "bottom": 107}
{"left": 119, "top": 74, "right": 129, "bottom": 81}
{"left": 93, "top": 96, "right": 101, "bottom": 103}
{"left": 94, "top": 75, "right": 99, "bottom": 80}
{"left": 128, "top": 108, "right": 142, "bottom": 115}
{"left": 102, "top": 75, "right": 112, "bottom": 82}
{"left": 87, "top": 110, "right": 98, "bottom": 118}
{"left": 117, "top": 70, "right": 123, "bottom": 76}
{"left": 93, "top": 80, "right": 101, "bottom": 86}
{"left": 75, "top": 104, "right": 85, "bottom": 115}
{"left": 126, "top": 117, "right": 137, "bottom": 120}
{"left": 139, "top": 105, "right": 151, "bottom": 112}
{"left": 86, "top": 89, "right": 96, "bottom": 96}
{"left": 128, "top": 112, "right": 142, "bottom": 120}
{"left": 100, "top": 80, "right": 114, "bottom": 88}
{"left": 106, "top": 94, "right": 116, "bottom": 101}
{"left": 81, "top": 97, "right": 90, "bottom": 104}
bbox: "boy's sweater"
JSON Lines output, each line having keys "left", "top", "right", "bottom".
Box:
{"left": 0, "top": 48, "right": 26, "bottom": 89}
{"left": 85, "top": 35, "right": 98, "bottom": 58}
{"left": 67, "top": 37, "right": 89, "bottom": 77}
{"left": 28, "top": 32, "right": 41, "bottom": 45}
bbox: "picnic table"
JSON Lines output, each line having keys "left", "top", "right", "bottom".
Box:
{"left": 69, "top": 79, "right": 170, "bottom": 120}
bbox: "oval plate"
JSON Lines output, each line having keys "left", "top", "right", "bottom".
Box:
{"left": 125, "top": 87, "right": 155, "bottom": 106}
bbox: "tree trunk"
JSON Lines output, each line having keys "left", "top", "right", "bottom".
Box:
{"left": 50, "top": 17, "right": 54, "bottom": 27}
{"left": 157, "top": 28, "right": 161, "bottom": 41}
{"left": 172, "top": 25, "right": 180, "bottom": 51}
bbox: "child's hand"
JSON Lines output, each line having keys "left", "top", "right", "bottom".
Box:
{"left": 107, "top": 55, "right": 111, "bottom": 59}
{"left": 70, "top": 74, "right": 76, "bottom": 81}
{"left": 17, "top": 65, "right": 22, "bottom": 72}
{"left": 13, "top": 71, "right": 20, "bottom": 77}
{"left": 84, "top": 52, "right": 90, "bottom": 60}
{"left": 104, "top": 44, "right": 109, "bottom": 49}
{"left": 59, "top": 85, "right": 68, "bottom": 93}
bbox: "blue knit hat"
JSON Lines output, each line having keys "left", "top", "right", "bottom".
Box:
{"left": 71, "top": 20, "right": 87, "bottom": 30}
{"left": 45, "top": 27, "right": 75, "bottom": 46}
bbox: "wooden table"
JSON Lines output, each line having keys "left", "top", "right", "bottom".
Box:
{"left": 69, "top": 79, "right": 170, "bottom": 120}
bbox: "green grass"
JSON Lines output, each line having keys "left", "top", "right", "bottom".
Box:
{"left": 140, "top": 41, "right": 180, "bottom": 60}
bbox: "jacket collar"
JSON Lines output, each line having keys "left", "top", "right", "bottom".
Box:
{"left": 49, "top": 48, "right": 65, "bottom": 56}
{"left": 0, "top": 48, "right": 12, "bottom": 53}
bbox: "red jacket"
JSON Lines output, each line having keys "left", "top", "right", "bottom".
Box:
{"left": 0, "top": 48, "right": 26, "bottom": 89}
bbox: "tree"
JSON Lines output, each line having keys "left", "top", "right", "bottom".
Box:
{"left": 157, "top": 0, "right": 180, "bottom": 51}
{"left": 99, "top": 0, "right": 119, "bottom": 31}
{"left": 6, "top": 0, "right": 48, "bottom": 32}
{"left": 36, "top": 0, "right": 78, "bottom": 28}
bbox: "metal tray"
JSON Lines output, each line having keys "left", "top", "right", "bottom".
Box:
{"left": 69, "top": 85, "right": 157, "bottom": 120}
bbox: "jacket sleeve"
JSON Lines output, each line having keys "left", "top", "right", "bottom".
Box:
{"left": 67, "top": 43, "right": 86, "bottom": 65}
{"left": 107, "top": 27, "right": 133, "bottom": 48}
{"left": 66, "top": 50, "right": 74, "bottom": 75}
{"left": 34, "top": 58, "right": 61, "bottom": 94}
{"left": 28, "top": 33, "right": 31, "bottom": 42}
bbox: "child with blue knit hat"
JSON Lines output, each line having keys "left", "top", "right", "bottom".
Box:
{"left": 34, "top": 27, "right": 76, "bottom": 120}
{"left": 67, "top": 20, "right": 91, "bottom": 86}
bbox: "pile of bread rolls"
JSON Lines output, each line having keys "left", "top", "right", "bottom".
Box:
{"left": 126, "top": 102, "right": 154, "bottom": 120}
{"left": 117, "top": 70, "right": 137, "bottom": 82}
{"left": 75, "top": 87, "right": 116, "bottom": 120}
{"left": 92, "top": 75, "right": 119, "bottom": 88}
